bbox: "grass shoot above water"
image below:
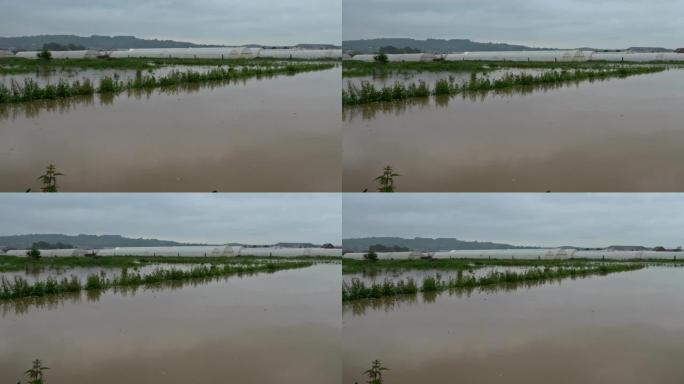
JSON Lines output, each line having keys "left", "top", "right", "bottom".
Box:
{"left": 341, "top": 263, "right": 645, "bottom": 301}
{"left": 342, "top": 66, "right": 666, "bottom": 105}
{"left": 0, "top": 261, "right": 313, "bottom": 300}
{"left": 0, "top": 62, "right": 335, "bottom": 104}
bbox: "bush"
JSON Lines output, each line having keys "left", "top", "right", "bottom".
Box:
{"left": 374, "top": 53, "right": 388, "bottom": 64}
{"left": 37, "top": 48, "right": 52, "bottom": 61}
{"left": 27, "top": 247, "right": 41, "bottom": 259}
{"left": 364, "top": 250, "right": 378, "bottom": 261}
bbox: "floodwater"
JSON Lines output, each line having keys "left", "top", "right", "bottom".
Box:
{"left": 343, "top": 68, "right": 684, "bottom": 191}
{"left": 0, "top": 263, "right": 340, "bottom": 384}
{"left": 343, "top": 267, "right": 684, "bottom": 384}
{"left": 0, "top": 66, "right": 340, "bottom": 191}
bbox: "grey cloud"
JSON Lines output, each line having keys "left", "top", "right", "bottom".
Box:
{"left": 0, "top": 0, "right": 341, "bottom": 45}
{"left": 343, "top": 193, "right": 684, "bottom": 248}
{"left": 343, "top": 0, "right": 684, "bottom": 49}
{"left": 0, "top": 193, "right": 341, "bottom": 244}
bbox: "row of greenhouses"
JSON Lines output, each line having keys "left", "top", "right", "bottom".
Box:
{"left": 1, "top": 246, "right": 341, "bottom": 257}
{"left": 345, "top": 50, "right": 684, "bottom": 62}
{"left": 343, "top": 249, "right": 684, "bottom": 260}
{"left": 8, "top": 47, "right": 342, "bottom": 60}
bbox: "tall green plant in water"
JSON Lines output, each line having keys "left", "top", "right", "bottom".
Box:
{"left": 37, "top": 164, "right": 63, "bottom": 192}
{"left": 24, "top": 359, "right": 49, "bottom": 383}
{"left": 364, "top": 360, "right": 388, "bottom": 384}
{"left": 375, "top": 165, "right": 400, "bottom": 192}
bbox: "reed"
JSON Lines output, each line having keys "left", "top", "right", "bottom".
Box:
{"left": 342, "top": 263, "right": 644, "bottom": 301}
{"left": 342, "top": 66, "right": 666, "bottom": 105}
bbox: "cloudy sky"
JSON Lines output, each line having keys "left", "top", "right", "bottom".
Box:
{"left": 0, "top": 0, "right": 340, "bottom": 45}
{"left": 344, "top": 194, "right": 684, "bottom": 248}
{"left": 0, "top": 194, "right": 341, "bottom": 244}
{"left": 343, "top": 0, "right": 684, "bottom": 49}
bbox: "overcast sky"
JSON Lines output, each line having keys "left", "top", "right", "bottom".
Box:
{"left": 0, "top": 0, "right": 340, "bottom": 45}
{"left": 0, "top": 194, "right": 341, "bottom": 245}
{"left": 343, "top": 0, "right": 684, "bottom": 49}
{"left": 344, "top": 194, "right": 684, "bottom": 248}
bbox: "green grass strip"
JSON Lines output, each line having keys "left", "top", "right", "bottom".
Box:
{"left": 0, "top": 261, "right": 312, "bottom": 300}
{"left": 342, "top": 66, "right": 665, "bottom": 105}
{"left": 0, "top": 62, "right": 335, "bottom": 104}
{"left": 342, "top": 263, "right": 644, "bottom": 301}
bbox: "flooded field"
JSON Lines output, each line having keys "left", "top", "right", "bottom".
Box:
{"left": 343, "top": 69, "right": 684, "bottom": 191}
{"left": 343, "top": 266, "right": 684, "bottom": 384}
{"left": 0, "top": 263, "right": 340, "bottom": 383}
{"left": 0, "top": 66, "right": 340, "bottom": 191}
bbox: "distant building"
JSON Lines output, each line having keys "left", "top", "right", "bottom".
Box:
{"left": 676, "top": 48, "right": 684, "bottom": 53}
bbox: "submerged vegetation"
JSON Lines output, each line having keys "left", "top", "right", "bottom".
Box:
{"left": 375, "top": 165, "right": 400, "bottom": 192}
{"left": 342, "top": 66, "right": 666, "bottom": 105}
{"left": 0, "top": 62, "right": 335, "bottom": 104}
{"left": 342, "top": 263, "right": 645, "bottom": 301}
{"left": 0, "top": 261, "right": 312, "bottom": 300}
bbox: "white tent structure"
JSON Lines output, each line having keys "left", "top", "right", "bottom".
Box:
{"left": 95, "top": 245, "right": 237, "bottom": 257}
{"left": 445, "top": 50, "right": 593, "bottom": 62}
{"left": 4, "top": 248, "right": 88, "bottom": 257}
{"left": 0, "top": 50, "right": 14, "bottom": 58}
{"left": 343, "top": 251, "right": 426, "bottom": 260}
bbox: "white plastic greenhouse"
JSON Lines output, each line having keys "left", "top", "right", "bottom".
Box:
{"left": 0, "top": 49, "right": 14, "bottom": 58}
{"left": 237, "top": 247, "right": 341, "bottom": 257}
{"left": 445, "top": 50, "right": 593, "bottom": 62}
{"left": 590, "top": 52, "right": 684, "bottom": 62}
{"left": 108, "top": 47, "right": 262, "bottom": 59}
{"left": 4, "top": 248, "right": 88, "bottom": 257}
{"left": 94, "top": 246, "right": 237, "bottom": 257}
{"left": 259, "top": 49, "right": 342, "bottom": 59}
{"left": 344, "top": 249, "right": 684, "bottom": 260}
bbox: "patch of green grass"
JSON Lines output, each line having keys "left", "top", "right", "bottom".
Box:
{"left": 342, "top": 66, "right": 666, "bottom": 105}
{"left": 0, "top": 261, "right": 313, "bottom": 300}
{"left": 342, "top": 263, "right": 645, "bottom": 301}
{"left": 0, "top": 62, "right": 335, "bottom": 104}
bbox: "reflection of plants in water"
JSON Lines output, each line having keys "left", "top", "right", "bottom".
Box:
{"left": 342, "top": 263, "right": 644, "bottom": 302}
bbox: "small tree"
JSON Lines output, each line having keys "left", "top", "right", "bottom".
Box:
{"left": 24, "top": 359, "right": 49, "bottom": 384}
{"left": 37, "top": 47, "right": 52, "bottom": 61}
{"left": 27, "top": 246, "right": 41, "bottom": 259}
{"left": 364, "top": 360, "right": 388, "bottom": 384}
{"left": 375, "top": 165, "right": 400, "bottom": 192}
{"left": 374, "top": 52, "right": 388, "bottom": 64}
{"left": 37, "top": 164, "right": 63, "bottom": 192}
{"left": 364, "top": 249, "right": 378, "bottom": 261}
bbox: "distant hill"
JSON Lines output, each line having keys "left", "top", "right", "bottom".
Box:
{"left": 343, "top": 38, "right": 555, "bottom": 54}
{"left": 343, "top": 237, "right": 539, "bottom": 252}
{"left": 0, "top": 234, "right": 205, "bottom": 249}
{"left": 0, "top": 35, "right": 225, "bottom": 51}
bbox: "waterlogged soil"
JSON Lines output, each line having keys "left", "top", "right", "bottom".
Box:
{"left": 343, "top": 267, "right": 684, "bottom": 384}
{"left": 343, "top": 69, "right": 684, "bottom": 191}
{"left": 0, "top": 264, "right": 340, "bottom": 384}
{"left": 0, "top": 67, "right": 340, "bottom": 191}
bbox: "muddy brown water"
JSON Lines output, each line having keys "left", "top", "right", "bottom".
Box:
{"left": 0, "top": 67, "right": 340, "bottom": 191}
{"left": 343, "top": 69, "right": 684, "bottom": 191}
{"left": 343, "top": 267, "right": 684, "bottom": 384}
{"left": 0, "top": 263, "right": 340, "bottom": 383}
